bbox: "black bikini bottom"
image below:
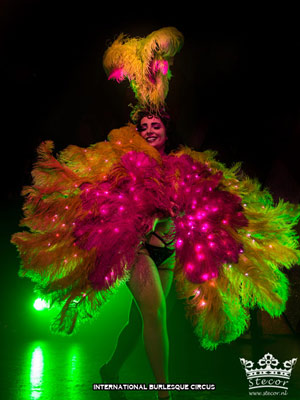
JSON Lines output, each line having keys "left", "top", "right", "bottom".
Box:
{"left": 144, "top": 232, "right": 175, "bottom": 270}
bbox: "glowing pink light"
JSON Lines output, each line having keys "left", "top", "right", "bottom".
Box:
{"left": 176, "top": 239, "right": 183, "bottom": 248}
{"left": 186, "top": 263, "right": 194, "bottom": 271}
{"left": 200, "top": 300, "right": 206, "bottom": 307}
{"left": 201, "top": 223, "right": 209, "bottom": 231}
{"left": 208, "top": 234, "right": 214, "bottom": 240}
{"left": 82, "top": 293, "right": 87, "bottom": 297}
{"left": 98, "top": 229, "right": 102, "bottom": 233}
{"left": 195, "top": 244, "right": 202, "bottom": 252}
{"left": 119, "top": 206, "right": 124, "bottom": 211}
{"left": 65, "top": 206, "right": 69, "bottom": 210}
{"left": 74, "top": 253, "right": 78, "bottom": 257}
{"left": 212, "top": 207, "right": 219, "bottom": 212}
{"left": 222, "top": 219, "right": 228, "bottom": 225}
{"left": 197, "top": 254, "right": 205, "bottom": 260}
{"left": 202, "top": 273, "right": 209, "bottom": 281}
{"left": 114, "top": 228, "right": 119, "bottom": 233}
{"left": 209, "top": 242, "right": 215, "bottom": 248}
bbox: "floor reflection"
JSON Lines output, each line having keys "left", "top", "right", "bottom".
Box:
{"left": 1, "top": 334, "right": 300, "bottom": 399}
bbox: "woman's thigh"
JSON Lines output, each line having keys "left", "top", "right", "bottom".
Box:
{"left": 127, "top": 253, "right": 166, "bottom": 319}
{"left": 157, "top": 253, "right": 176, "bottom": 297}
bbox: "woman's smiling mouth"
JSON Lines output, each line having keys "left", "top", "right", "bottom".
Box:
{"left": 146, "top": 136, "right": 158, "bottom": 143}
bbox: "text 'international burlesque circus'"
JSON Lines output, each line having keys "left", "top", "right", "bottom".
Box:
{"left": 11, "top": 27, "right": 300, "bottom": 351}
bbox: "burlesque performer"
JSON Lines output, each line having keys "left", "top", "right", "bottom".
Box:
{"left": 11, "top": 27, "right": 300, "bottom": 400}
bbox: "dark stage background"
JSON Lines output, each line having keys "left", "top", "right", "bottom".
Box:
{"left": 1, "top": 2, "right": 300, "bottom": 399}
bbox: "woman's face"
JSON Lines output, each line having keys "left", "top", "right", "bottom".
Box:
{"left": 138, "top": 116, "right": 167, "bottom": 153}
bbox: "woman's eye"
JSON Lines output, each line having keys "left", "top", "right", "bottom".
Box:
{"left": 153, "top": 124, "right": 161, "bottom": 129}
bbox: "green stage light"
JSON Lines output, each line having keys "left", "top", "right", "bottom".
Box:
{"left": 33, "top": 298, "right": 50, "bottom": 311}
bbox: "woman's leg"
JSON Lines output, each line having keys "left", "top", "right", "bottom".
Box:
{"left": 127, "top": 253, "right": 174, "bottom": 399}
{"left": 101, "top": 298, "right": 142, "bottom": 379}
{"left": 101, "top": 253, "right": 175, "bottom": 376}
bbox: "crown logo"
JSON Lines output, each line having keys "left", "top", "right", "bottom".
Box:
{"left": 240, "top": 353, "right": 297, "bottom": 391}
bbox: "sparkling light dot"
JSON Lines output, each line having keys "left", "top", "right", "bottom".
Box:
{"left": 186, "top": 263, "right": 194, "bottom": 271}
{"left": 176, "top": 239, "right": 183, "bottom": 248}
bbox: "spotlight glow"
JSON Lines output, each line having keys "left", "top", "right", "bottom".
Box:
{"left": 33, "top": 298, "right": 50, "bottom": 311}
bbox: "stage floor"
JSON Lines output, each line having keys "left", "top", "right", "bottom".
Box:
{"left": 1, "top": 333, "right": 299, "bottom": 400}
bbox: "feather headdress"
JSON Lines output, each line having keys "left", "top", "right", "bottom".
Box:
{"left": 103, "top": 26, "right": 184, "bottom": 121}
